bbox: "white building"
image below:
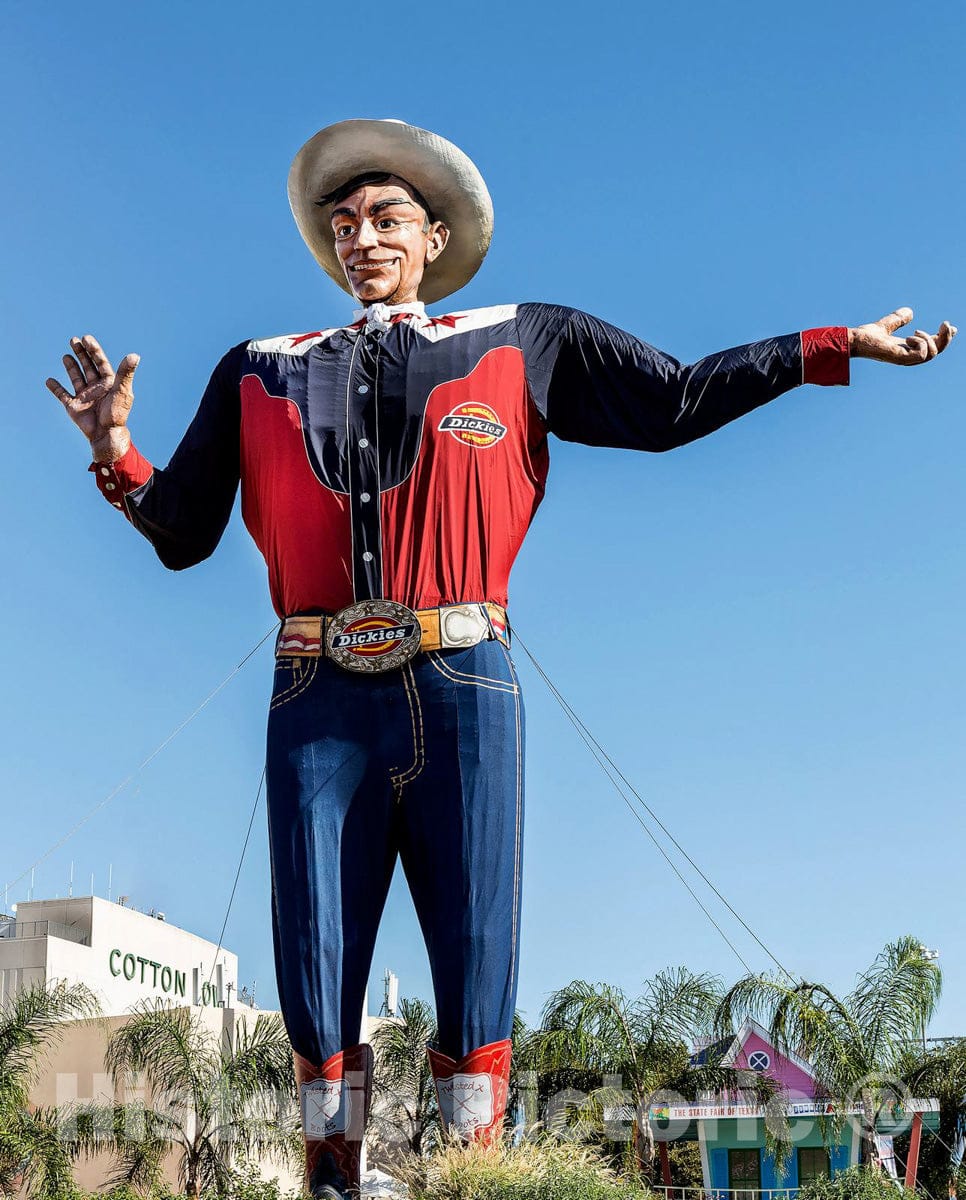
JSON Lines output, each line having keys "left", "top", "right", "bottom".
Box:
{"left": 0, "top": 896, "right": 400, "bottom": 1194}
{"left": 0, "top": 896, "right": 302, "bottom": 1194}
{"left": 0, "top": 895, "right": 239, "bottom": 1015}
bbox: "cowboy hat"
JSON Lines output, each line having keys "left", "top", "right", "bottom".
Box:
{"left": 288, "top": 119, "right": 493, "bottom": 305}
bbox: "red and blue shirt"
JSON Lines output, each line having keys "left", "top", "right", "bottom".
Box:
{"left": 91, "top": 302, "right": 849, "bottom": 616}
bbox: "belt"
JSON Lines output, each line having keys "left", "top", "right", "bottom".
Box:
{"left": 277, "top": 601, "right": 509, "bottom": 671}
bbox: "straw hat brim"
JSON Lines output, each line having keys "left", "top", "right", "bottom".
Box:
{"left": 288, "top": 119, "right": 493, "bottom": 305}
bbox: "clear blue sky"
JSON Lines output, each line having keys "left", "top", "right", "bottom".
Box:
{"left": 3, "top": 1, "right": 964, "bottom": 1034}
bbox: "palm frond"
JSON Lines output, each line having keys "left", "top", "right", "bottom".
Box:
{"left": 105, "top": 1000, "right": 214, "bottom": 1108}
{"left": 638, "top": 968, "right": 722, "bottom": 1053}
{"left": 539, "top": 981, "right": 640, "bottom": 1074}
{"left": 0, "top": 981, "right": 99, "bottom": 1093}
{"left": 220, "top": 1012, "right": 296, "bottom": 1108}
{"left": 1, "top": 1106, "right": 84, "bottom": 1200}
{"left": 371, "top": 996, "right": 440, "bottom": 1155}
{"left": 847, "top": 936, "right": 941, "bottom": 1067}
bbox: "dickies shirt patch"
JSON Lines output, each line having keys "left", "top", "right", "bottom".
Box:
{"left": 438, "top": 402, "right": 508, "bottom": 448}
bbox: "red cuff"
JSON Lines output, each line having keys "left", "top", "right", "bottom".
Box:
{"left": 802, "top": 327, "right": 850, "bottom": 386}
{"left": 88, "top": 443, "right": 154, "bottom": 513}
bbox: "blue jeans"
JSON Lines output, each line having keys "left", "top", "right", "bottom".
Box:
{"left": 266, "top": 640, "right": 525, "bottom": 1064}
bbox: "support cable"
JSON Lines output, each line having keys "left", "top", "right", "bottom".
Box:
{"left": 207, "top": 764, "right": 266, "bottom": 987}
{"left": 512, "top": 628, "right": 795, "bottom": 983}
{"left": 5, "top": 623, "right": 279, "bottom": 896}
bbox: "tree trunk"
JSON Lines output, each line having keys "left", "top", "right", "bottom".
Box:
{"left": 631, "top": 1112, "right": 657, "bottom": 1179}
{"left": 185, "top": 1153, "right": 200, "bottom": 1197}
{"left": 862, "top": 1087, "right": 880, "bottom": 1170}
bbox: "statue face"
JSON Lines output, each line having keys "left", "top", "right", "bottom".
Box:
{"left": 329, "top": 176, "right": 449, "bottom": 306}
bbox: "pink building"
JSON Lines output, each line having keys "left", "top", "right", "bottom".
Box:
{"left": 648, "top": 1019, "right": 938, "bottom": 1197}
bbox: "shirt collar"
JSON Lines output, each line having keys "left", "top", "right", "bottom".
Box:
{"left": 351, "top": 301, "right": 427, "bottom": 332}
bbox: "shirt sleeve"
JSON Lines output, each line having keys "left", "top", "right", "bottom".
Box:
{"left": 88, "top": 342, "right": 247, "bottom": 569}
{"left": 516, "top": 303, "right": 849, "bottom": 452}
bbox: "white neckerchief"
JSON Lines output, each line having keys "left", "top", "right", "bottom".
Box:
{"left": 352, "top": 301, "right": 427, "bottom": 332}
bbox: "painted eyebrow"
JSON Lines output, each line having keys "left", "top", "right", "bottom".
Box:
{"left": 371, "top": 197, "right": 417, "bottom": 214}
{"left": 330, "top": 197, "right": 418, "bottom": 221}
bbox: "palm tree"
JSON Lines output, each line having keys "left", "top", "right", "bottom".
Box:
{"left": 102, "top": 1001, "right": 301, "bottom": 1197}
{"left": 370, "top": 997, "right": 441, "bottom": 1158}
{"left": 715, "top": 935, "right": 942, "bottom": 1165}
{"left": 0, "top": 979, "right": 99, "bottom": 1199}
{"left": 525, "top": 968, "right": 775, "bottom": 1177}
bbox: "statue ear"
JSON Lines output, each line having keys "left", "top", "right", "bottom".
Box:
{"left": 425, "top": 222, "right": 449, "bottom": 265}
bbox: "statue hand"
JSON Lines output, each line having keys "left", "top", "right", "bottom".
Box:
{"left": 46, "top": 335, "right": 139, "bottom": 462}
{"left": 849, "top": 308, "right": 956, "bottom": 365}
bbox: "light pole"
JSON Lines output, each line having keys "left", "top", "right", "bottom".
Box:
{"left": 919, "top": 945, "right": 940, "bottom": 1052}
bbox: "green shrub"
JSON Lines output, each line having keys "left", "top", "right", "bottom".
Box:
{"left": 199, "top": 1163, "right": 302, "bottom": 1200}
{"left": 74, "top": 1166, "right": 301, "bottom": 1200}
{"left": 76, "top": 1189, "right": 178, "bottom": 1200}
{"left": 395, "top": 1135, "right": 656, "bottom": 1199}
{"left": 798, "top": 1165, "right": 917, "bottom": 1200}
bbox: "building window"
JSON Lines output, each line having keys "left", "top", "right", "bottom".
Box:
{"left": 798, "top": 1147, "right": 831, "bottom": 1184}
{"left": 729, "top": 1148, "right": 761, "bottom": 1200}
{"left": 748, "top": 1050, "right": 770, "bottom": 1072}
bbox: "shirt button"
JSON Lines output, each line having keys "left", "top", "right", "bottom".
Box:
{"left": 362, "top": 552, "right": 373, "bottom": 562}
{"left": 100, "top": 467, "right": 110, "bottom": 477}
{"left": 358, "top": 438, "right": 369, "bottom": 449}
{"left": 105, "top": 482, "right": 116, "bottom": 491}
{"left": 360, "top": 492, "right": 371, "bottom": 502}
{"left": 357, "top": 384, "right": 369, "bottom": 394}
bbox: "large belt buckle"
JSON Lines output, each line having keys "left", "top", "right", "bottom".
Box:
{"left": 326, "top": 600, "right": 422, "bottom": 674}
{"left": 440, "top": 604, "right": 489, "bottom": 648}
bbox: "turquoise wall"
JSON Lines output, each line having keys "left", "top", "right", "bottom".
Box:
{"left": 705, "top": 1119, "right": 855, "bottom": 1191}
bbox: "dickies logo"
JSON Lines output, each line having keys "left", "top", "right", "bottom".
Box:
{"left": 438, "top": 403, "right": 507, "bottom": 448}
{"left": 333, "top": 616, "right": 417, "bottom": 660}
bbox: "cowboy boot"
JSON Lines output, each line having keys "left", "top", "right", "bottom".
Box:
{"left": 294, "top": 1044, "right": 373, "bottom": 1198}
{"left": 427, "top": 1038, "right": 512, "bottom": 1145}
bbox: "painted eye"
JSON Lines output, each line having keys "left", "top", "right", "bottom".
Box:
{"left": 376, "top": 218, "right": 398, "bottom": 230}
{"left": 335, "top": 225, "right": 354, "bottom": 239}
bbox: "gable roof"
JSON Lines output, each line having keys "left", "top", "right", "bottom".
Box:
{"left": 689, "top": 1035, "right": 735, "bottom": 1067}
{"left": 690, "top": 1018, "right": 818, "bottom": 1082}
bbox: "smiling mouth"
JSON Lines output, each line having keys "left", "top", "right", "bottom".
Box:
{"left": 350, "top": 260, "right": 398, "bottom": 273}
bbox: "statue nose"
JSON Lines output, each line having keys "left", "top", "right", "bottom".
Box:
{"left": 355, "top": 220, "right": 379, "bottom": 248}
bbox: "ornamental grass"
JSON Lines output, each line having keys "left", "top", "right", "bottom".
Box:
{"left": 393, "top": 1133, "right": 655, "bottom": 1199}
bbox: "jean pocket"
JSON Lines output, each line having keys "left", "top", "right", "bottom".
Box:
{"left": 270, "top": 656, "right": 320, "bottom": 710}
{"left": 426, "top": 643, "right": 519, "bottom": 692}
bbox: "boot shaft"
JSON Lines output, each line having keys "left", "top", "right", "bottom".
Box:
{"left": 295, "top": 1044, "right": 373, "bottom": 1196}
{"left": 427, "top": 1038, "right": 512, "bottom": 1144}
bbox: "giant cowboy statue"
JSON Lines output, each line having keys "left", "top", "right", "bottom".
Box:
{"left": 47, "top": 120, "right": 955, "bottom": 1199}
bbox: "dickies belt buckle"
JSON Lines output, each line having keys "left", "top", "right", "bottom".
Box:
{"left": 326, "top": 600, "right": 422, "bottom": 674}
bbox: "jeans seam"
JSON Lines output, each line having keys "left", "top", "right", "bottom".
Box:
{"left": 507, "top": 643, "right": 523, "bottom": 992}
{"left": 426, "top": 650, "right": 519, "bottom": 692}
{"left": 389, "top": 663, "right": 426, "bottom": 797}
{"left": 270, "top": 658, "right": 319, "bottom": 710}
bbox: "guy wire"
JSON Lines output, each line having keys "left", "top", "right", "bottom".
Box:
{"left": 208, "top": 764, "right": 266, "bottom": 986}
{"left": 512, "top": 627, "right": 795, "bottom": 984}
{"left": 5, "top": 623, "right": 279, "bottom": 896}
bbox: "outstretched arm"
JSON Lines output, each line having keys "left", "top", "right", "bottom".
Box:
{"left": 516, "top": 304, "right": 955, "bottom": 452}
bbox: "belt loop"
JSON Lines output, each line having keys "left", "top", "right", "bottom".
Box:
{"left": 494, "top": 603, "right": 512, "bottom": 647}
{"left": 481, "top": 602, "right": 505, "bottom": 645}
